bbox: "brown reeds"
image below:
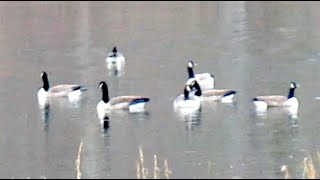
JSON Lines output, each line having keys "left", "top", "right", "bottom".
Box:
{"left": 282, "top": 153, "right": 319, "bottom": 179}
{"left": 281, "top": 165, "right": 291, "bottom": 179}
{"left": 75, "top": 141, "right": 83, "bottom": 179}
{"left": 136, "top": 146, "right": 171, "bottom": 179}
{"left": 303, "top": 157, "right": 317, "bottom": 179}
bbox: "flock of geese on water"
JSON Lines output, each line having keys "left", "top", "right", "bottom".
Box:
{"left": 37, "top": 46, "right": 300, "bottom": 128}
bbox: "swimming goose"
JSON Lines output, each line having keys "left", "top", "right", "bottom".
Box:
{"left": 252, "top": 82, "right": 300, "bottom": 112}
{"left": 105, "top": 46, "right": 125, "bottom": 68}
{"left": 37, "top": 71, "right": 86, "bottom": 105}
{"left": 187, "top": 60, "right": 215, "bottom": 90}
{"left": 173, "top": 85, "right": 201, "bottom": 111}
{"left": 187, "top": 78, "right": 237, "bottom": 103}
{"left": 97, "top": 81, "right": 150, "bottom": 118}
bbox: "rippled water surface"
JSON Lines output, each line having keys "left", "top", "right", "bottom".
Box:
{"left": 1, "top": 1, "right": 320, "bottom": 178}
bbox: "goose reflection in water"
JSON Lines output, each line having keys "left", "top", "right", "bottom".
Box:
{"left": 174, "top": 108, "right": 202, "bottom": 130}
{"left": 39, "top": 102, "right": 51, "bottom": 131}
{"left": 253, "top": 106, "right": 299, "bottom": 128}
{"left": 106, "top": 63, "right": 125, "bottom": 77}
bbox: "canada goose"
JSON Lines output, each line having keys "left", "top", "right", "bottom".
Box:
{"left": 252, "top": 82, "right": 300, "bottom": 111}
{"left": 187, "top": 78, "right": 237, "bottom": 103}
{"left": 105, "top": 46, "right": 125, "bottom": 69}
{"left": 97, "top": 81, "right": 150, "bottom": 118}
{"left": 173, "top": 85, "right": 201, "bottom": 111}
{"left": 37, "top": 71, "right": 86, "bottom": 105}
{"left": 187, "top": 60, "right": 215, "bottom": 90}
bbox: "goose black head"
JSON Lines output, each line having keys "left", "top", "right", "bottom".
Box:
{"left": 187, "top": 60, "right": 197, "bottom": 68}
{"left": 290, "top": 82, "right": 300, "bottom": 89}
{"left": 112, "top": 46, "right": 117, "bottom": 53}
{"left": 98, "top": 81, "right": 107, "bottom": 89}
{"left": 288, "top": 82, "right": 300, "bottom": 99}
{"left": 98, "top": 81, "right": 109, "bottom": 103}
{"left": 184, "top": 85, "right": 193, "bottom": 100}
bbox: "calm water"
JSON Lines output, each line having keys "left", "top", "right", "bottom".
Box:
{"left": 1, "top": 1, "right": 320, "bottom": 178}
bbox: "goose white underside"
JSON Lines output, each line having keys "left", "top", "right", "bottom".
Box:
{"left": 253, "top": 100, "right": 268, "bottom": 112}
{"left": 38, "top": 88, "right": 83, "bottom": 107}
{"left": 128, "top": 102, "right": 148, "bottom": 113}
{"left": 284, "top": 98, "right": 299, "bottom": 118}
{"left": 67, "top": 89, "right": 83, "bottom": 101}
{"left": 38, "top": 98, "right": 49, "bottom": 109}
{"left": 97, "top": 100, "right": 148, "bottom": 119}
{"left": 253, "top": 97, "right": 299, "bottom": 112}
{"left": 174, "top": 99, "right": 201, "bottom": 108}
{"left": 174, "top": 106, "right": 201, "bottom": 115}
{"left": 286, "top": 106, "right": 298, "bottom": 118}
{"left": 221, "top": 94, "right": 235, "bottom": 103}
{"left": 97, "top": 100, "right": 108, "bottom": 119}
{"left": 254, "top": 105, "right": 299, "bottom": 119}
{"left": 283, "top": 97, "right": 299, "bottom": 109}
{"left": 38, "top": 88, "right": 49, "bottom": 107}
{"left": 173, "top": 99, "right": 201, "bottom": 114}
{"left": 106, "top": 55, "right": 125, "bottom": 67}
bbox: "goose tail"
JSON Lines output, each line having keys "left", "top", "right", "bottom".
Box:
{"left": 71, "top": 86, "right": 87, "bottom": 91}
{"left": 223, "top": 91, "right": 237, "bottom": 97}
{"left": 252, "top": 97, "right": 259, "bottom": 101}
{"left": 128, "top": 98, "right": 150, "bottom": 113}
{"left": 221, "top": 91, "right": 237, "bottom": 103}
{"left": 80, "top": 87, "right": 88, "bottom": 91}
{"left": 129, "top": 98, "right": 150, "bottom": 106}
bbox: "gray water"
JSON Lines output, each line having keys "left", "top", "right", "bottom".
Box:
{"left": 1, "top": 1, "right": 320, "bottom": 179}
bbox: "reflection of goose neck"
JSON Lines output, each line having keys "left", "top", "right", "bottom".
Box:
{"left": 103, "top": 116, "right": 110, "bottom": 130}
{"left": 41, "top": 103, "right": 50, "bottom": 124}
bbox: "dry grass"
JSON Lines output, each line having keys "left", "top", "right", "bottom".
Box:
{"left": 75, "top": 141, "right": 83, "bottom": 179}
{"left": 303, "top": 157, "right": 317, "bottom": 179}
{"left": 70, "top": 141, "right": 320, "bottom": 179}
{"left": 281, "top": 165, "right": 291, "bottom": 179}
{"left": 281, "top": 151, "right": 320, "bottom": 179}
{"left": 136, "top": 146, "right": 172, "bottom": 179}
